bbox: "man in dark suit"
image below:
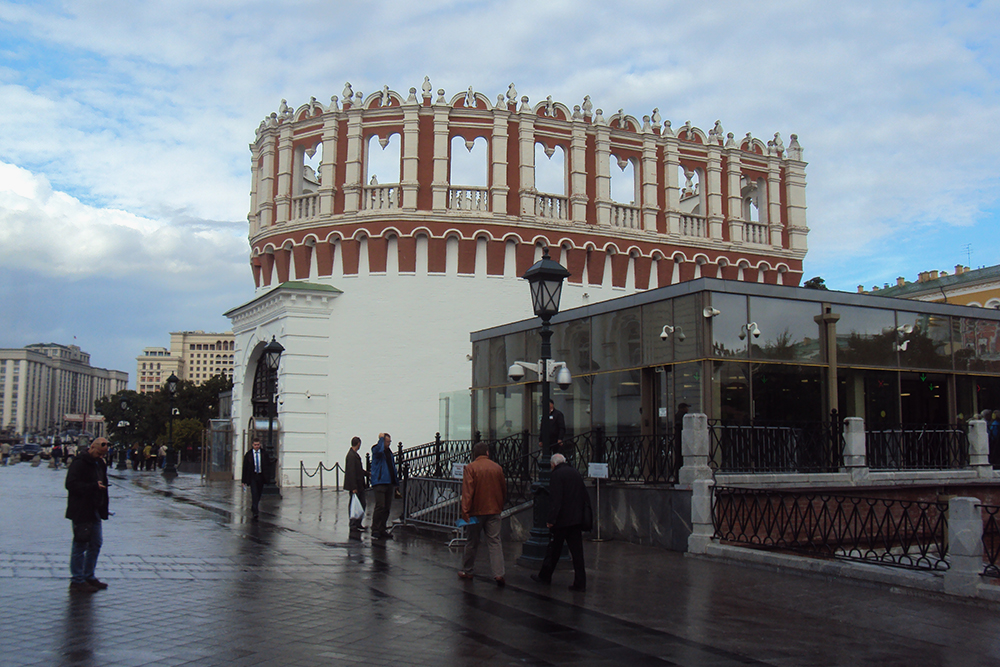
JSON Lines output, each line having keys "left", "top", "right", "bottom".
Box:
{"left": 241, "top": 438, "right": 270, "bottom": 521}
{"left": 539, "top": 399, "right": 567, "bottom": 454}
{"left": 344, "top": 436, "right": 368, "bottom": 531}
{"left": 531, "top": 452, "right": 589, "bottom": 592}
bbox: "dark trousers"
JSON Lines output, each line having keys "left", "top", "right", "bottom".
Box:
{"left": 371, "top": 484, "right": 393, "bottom": 535}
{"left": 249, "top": 473, "right": 265, "bottom": 516}
{"left": 349, "top": 490, "right": 367, "bottom": 529}
{"left": 538, "top": 525, "right": 586, "bottom": 588}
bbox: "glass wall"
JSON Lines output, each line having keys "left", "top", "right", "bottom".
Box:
{"left": 748, "top": 297, "right": 822, "bottom": 362}
{"left": 835, "top": 306, "right": 896, "bottom": 367}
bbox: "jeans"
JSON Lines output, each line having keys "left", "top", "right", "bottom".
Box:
{"left": 70, "top": 520, "right": 103, "bottom": 583}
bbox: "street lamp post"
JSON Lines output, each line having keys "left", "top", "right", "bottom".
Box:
{"left": 116, "top": 397, "right": 129, "bottom": 470}
{"left": 263, "top": 336, "right": 284, "bottom": 494}
{"left": 162, "top": 373, "right": 179, "bottom": 477}
{"left": 518, "top": 248, "right": 570, "bottom": 565}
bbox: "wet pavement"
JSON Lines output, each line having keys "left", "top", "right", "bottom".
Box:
{"left": 3, "top": 463, "right": 1000, "bottom": 666}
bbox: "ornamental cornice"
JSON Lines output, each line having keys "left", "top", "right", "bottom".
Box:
{"left": 225, "top": 283, "right": 340, "bottom": 332}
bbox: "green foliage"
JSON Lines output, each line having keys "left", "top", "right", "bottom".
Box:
{"left": 802, "top": 276, "right": 828, "bottom": 290}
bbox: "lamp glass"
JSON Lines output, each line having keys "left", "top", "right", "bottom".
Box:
{"left": 166, "top": 373, "right": 179, "bottom": 394}
{"left": 522, "top": 249, "right": 570, "bottom": 320}
{"left": 263, "top": 337, "right": 284, "bottom": 371}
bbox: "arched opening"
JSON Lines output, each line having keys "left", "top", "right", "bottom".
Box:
{"left": 365, "top": 133, "right": 401, "bottom": 210}
{"left": 450, "top": 136, "right": 489, "bottom": 211}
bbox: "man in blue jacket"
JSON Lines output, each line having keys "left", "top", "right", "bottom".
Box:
{"left": 370, "top": 433, "right": 398, "bottom": 540}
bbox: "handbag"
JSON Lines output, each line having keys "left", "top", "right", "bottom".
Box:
{"left": 349, "top": 494, "right": 365, "bottom": 521}
{"left": 72, "top": 522, "right": 95, "bottom": 543}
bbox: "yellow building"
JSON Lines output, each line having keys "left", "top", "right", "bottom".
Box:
{"left": 862, "top": 265, "right": 1000, "bottom": 308}
{"left": 136, "top": 331, "right": 234, "bottom": 393}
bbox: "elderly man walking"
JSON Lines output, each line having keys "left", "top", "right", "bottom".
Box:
{"left": 65, "top": 437, "right": 111, "bottom": 593}
{"left": 531, "top": 452, "right": 589, "bottom": 592}
{"left": 457, "top": 442, "right": 507, "bottom": 587}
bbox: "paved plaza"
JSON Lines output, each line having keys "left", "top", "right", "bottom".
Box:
{"left": 2, "top": 462, "right": 1000, "bottom": 666}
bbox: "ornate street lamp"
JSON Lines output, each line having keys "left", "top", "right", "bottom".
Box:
{"left": 116, "top": 397, "right": 130, "bottom": 470}
{"left": 518, "top": 248, "right": 570, "bottom": 565}
{"left": 162, "top": 373, "right": 180, "bottom": 477}
{"left": 263, "top": 336, "right": 284, "bottom": 492}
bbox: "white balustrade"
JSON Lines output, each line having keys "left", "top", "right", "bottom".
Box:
{"left": 364, "top": 184, "right": 400, "bottom": 211}
{"left": 680, "top": 214, "right": 707, "bottom": 237}
{"left": 292, "top": 194, "right": 319, "bottom": 220}
{"left": 744, "top": 222, "right": 769, "bottom": 245}
{"left": 610, "top": 203, "right": 641, "bottom": 229}
{"left": 448, "top": 187, "right": 490, "bottom": 212}
{"left": 535, "top": 194, "right": 568, "bottom": 220}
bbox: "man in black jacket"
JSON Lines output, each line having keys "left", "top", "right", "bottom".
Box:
{"left": 65, "top": 437, "right": 111, "bottom": 593}
{"left": 344, "top": 436, "right": 368, "bottom": 531}
{"left": 241, "top": 438, "right": 271, "bottom": 520}
{"left": 531, "top": 453, "right": 589, "bottom": 591}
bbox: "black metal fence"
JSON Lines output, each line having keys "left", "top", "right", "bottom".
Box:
{"left": 981, "top": 504, "right": 1000, "bottom": 578}
{"left": 713, "top": 486, "right": 950, "bottom": 571}
{"left": 866, "top": 424, "right": 969, "bottom": 470}
{"left": 708, "top": 421, "right": 844, "bottom": 473}
{"left": 298, "top": 460, "right": 344, "bottom": 490}
{"left": 564, "top": 429, "right": 680, "bottom": 484}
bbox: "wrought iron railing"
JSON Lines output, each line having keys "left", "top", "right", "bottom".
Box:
{"left": 866, "top": 424, "right": 969, "bottom": 470}
{"left": 713, "top": 487, "right": 949, "bottom": 571}
{"left": 981, "top": 504, "right": 1000, "bottom": 578}
{"left": 564, "top": 429, "right": 680, "bottom": 484}
{"left": 708, "top": 421, "right": 844, "bottom": 473}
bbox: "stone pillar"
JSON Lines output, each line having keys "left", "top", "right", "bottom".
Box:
{"left": 968, "top": 419, "right": 991, "bottom": 478}
{"left": 706, "top": 146, "right": 724, "bottom": 239}
{"left": 342, "top": 108, "right": 364, "bottom": 213}
{"left": 517, "top": 108, "right": 536, "bottom": 216}
{"left": 843, "top": 417, "right": 869, "bottom": 483}
{"left": 569, "top": 118, "right": 588, "bottom": 222}
{"left": 594, "top": 121, "right": 612, "bottom": 226}
{"left": 687, "top": 478, "right": 716, "bottom": 555}
{"left": 641, "top": 129, "right": 658, "bottom": 232}
{"left": 767, "top": 156, "right": 783, "bottom": 247}
{"left": 401, "top": 100, "right": 420, "bottom": 210}
{"left": 663, "top": 136, "right": 680, "bottom": 235}
{"left": 679, "top": 413, "right": 712, "bottom": 485}
{"left": 784, "top": 151, "right": 808, "bottom": 252}
{"left": 274, "top": 123, "right": 294, "bottom": 223}
{"left": 431, "top": 100, "right": 450, "bottom": 211}
{"left": 256, "top": 135, "right": 276, "bottom": 230}
{"left": 726, "top": 149, "right": 742, "bottom": 232}
{"left": 319, "top": 111, "right": 339, "bottom": 217}
{"left": 944, "top": 497, "right": 983, "bottom": 598}
{"left": 490, "top": 106, "right": 510, "bottom": 214}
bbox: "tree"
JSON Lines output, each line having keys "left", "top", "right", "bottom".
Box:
{"left": 802, "top": 276, "right": 828, "bottom": 290}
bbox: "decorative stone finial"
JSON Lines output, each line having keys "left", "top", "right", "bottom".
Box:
{"left": 545, "top": 95, "right": 554, "bottom": 117}
{"left": 343, "top": 83, "right": 354, "bottom": 102}
{"left": 663, "top": 119, "right": 673, "bottom": 136}
{"left": 436, "top": 89, "right": 446, "bottom": 104}
{"left": 651, "top": 108, "right": 661, "bottom": 127}
{"left": 787, "top": 134, "right": 803, "bottom": 160}
{"left": 279, "top": 99, "right": 291, "bottom": 119}
{"left": 370, "top": 175, "right": 378, "bottom": 185}
{"left": 330, "top": 95, "right": 340, "bottom": 111}
{"left": 496, "top": 93, "right": 506, "bottom": 109}
{"left": 355, "top": 92, "right": 363, "bottom": 106}
{"left": 642, "top": 115, "right": 651, "bottom": 133}
{"left": 582, "top": 95, "right": 593, "bottom": 116}
{"left": 422, "top": 76, "right": 432, "bottom": 99}
{"left": 772, "top": 132, "right": 784, "bottom": 155}
{"left": 507, "top": 83, "right": 517, "bottom": 104}
{"left": 595, "top": 108, "right": 605, "bottom": 125}
{"left": 744, "top": 132, "right": 753, "bottom": 151}
{"left": 465, "top": 86, "right": 475, "bottom": 108}
{"left": 406, "top": 87, "right": 418, "bottom": 104}
{"left": 572, "top": 104, "right": 582, "bottom": 120}
{"left": 519, "top": 95, "right": 530, "bottom": 113}
{"left": 381, "top": 85, "right": 391, "bottom": 107}
{"left": 725, "top": 132, "right": 736, "bottom": 148}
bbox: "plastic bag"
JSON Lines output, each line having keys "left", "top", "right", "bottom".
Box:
{"left": 349, "top": 494, "right": 365, "bottom": 521}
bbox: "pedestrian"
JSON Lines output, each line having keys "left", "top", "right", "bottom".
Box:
{"left": 65, "top": 437, "right": 111, "bottom": 593}
{"left": 51, "top": 441, "right": 63, "bottom": 469}
{"left": 344, "top": 436, "right": 368, "bottom": 532}
{"left": 989, "top": 411, "right": 1000, "bottom": 467}
{"left": 539, "top": 399, "right": 567, "bottom": 454}
{"left": 369, "top": 432, "right": 398, "bottom": 540}
{"left": 158, "top": 444, "right": 167, "bottom": 469}
{"left": 143, "top": 444, "right": 152, "bottom": 471}
{"left": 531, "top": 453, "right": 590, "bottom": 592}
{"left": 1, "top": 441, "right": 9, "bottom": 466}
{"left": 457, "top": 442, "right": 507, "bottom": 587}
{"left": 241, "top": 438, "right": 270, "bottom": 521}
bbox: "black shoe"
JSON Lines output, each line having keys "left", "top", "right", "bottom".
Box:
{"left": 568, "top": 584, "right": 586, "bottom": 592}
{"left": 530, "top": 574, "right": 550, "bottom": 585}
{"left": 495, "top": 576, "right": 506, "bottom": 588}
{"left": 69, "top": 581, "right": 98, "bottom": 594}
{"left": 86, "top": 578, "right": 109, "bottom": 590}
{"left": 252, "top": 514, "right": 259, "bottom": 522}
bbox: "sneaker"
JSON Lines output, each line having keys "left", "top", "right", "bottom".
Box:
{"left": 530, "top": 574, "right": 550, "bottom": 585}
{"left": 494, "top": 576, "right": 506, "bottom": 588}
{"left": 86, "top": 578, "right": 109, "bottom": 590}
{"left": 457, "top": 571, "right": 474, "bottom": 580}
{"left": 69, "top": 581, "right": 98, "bottom": 593}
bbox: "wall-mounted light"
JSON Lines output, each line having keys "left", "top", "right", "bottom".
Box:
{"left": 660, "top": 325, "right": 686, "bottom": 342}
{"left": 739, "top": 322, "right": 761, "bottom": 340}
{"left": 703, "top": 307, "right": 721, "bottom": 318}
{"left": 894, "top": 324, "right": 913, "bottom": 351}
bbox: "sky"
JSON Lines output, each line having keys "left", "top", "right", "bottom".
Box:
{"left": 2, "top": 0, "right": 1000, "bottom": 383}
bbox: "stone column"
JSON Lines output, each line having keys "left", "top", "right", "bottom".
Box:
{"left": 569, "top": 118, "right": 588, "bottom": 222}
{"left": 706, "top": 146, "right": 724, "bottom": 239}
{"left": 968, "top": 419, "right": 991, "bottom": 478}
{"left": 594, "top": 121, "right": 612, "bottom": 226}
{"left": 944, "top": 497, "right": 983, "bottom": 598}
{"left": 517, "top": 107, "right": 536, "bottom": 216}
{"left": 256, "top": 135, "right": 276, "bottom": 230}
{"left": 342, "top": 108, "right": 364, "bottom": 213}
{"left": 725, "top": 149, "right": 742, "bottom": 241}
{"left": 843, "top": 417, "right": 869, "bottom": 483}
{"left": 490, "top": 106, "right": 509, "bottom": 214}
{"left": 401, "top": 99, "right": 420, "bottom": 210}
{"left": 767, "top": 156, "right": 783, "bottom": 247}
{"left": 319, "top": 110, "right": 339, "bottom": 217}
{"left": 687, "top": 478, "right": 716, "bottom": 555}
{"left": 641, "top": 128, "right": 658, "bottom": 232}
{"left": 679, "top": 413, "right": 712, "bottom": 485}
{"left": 784, "top": 143, "right": 808, "bottom": 252}
{"left": 663, "top": 136, "right": 680, "bottom": 235}
{"left": 274, "top": 123, "right": 293, "bottom": 223}
{"left": 431, "top": 99, "right": 450, "bottom": 211}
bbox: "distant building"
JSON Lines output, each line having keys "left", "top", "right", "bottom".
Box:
{"left": 0, "top": 343, "right": 127, "bottom": 438}
{"left": 861, "top": 265, "right": 1000, "bottom": 308}
{"left": 136, "top": 331, "right": 235, "bottom": 394}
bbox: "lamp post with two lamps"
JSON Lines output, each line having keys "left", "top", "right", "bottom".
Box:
{"left": 516, "top": 248, "right": 571, "bottom": 565}
{"left": 162, "top": 373, "right": 179, "bottom": 478}
{"left": 116, "top": 397, "right": 130, "bottom": 470}
{"left": 262, "top": 336, "right": 284, "bottom": 494}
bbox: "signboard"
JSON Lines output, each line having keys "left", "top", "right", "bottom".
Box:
{"left": 658, "top": 407, "right": 668, "bottom": 418}
{"left": 588, "top": 462, "right": 609, "bottom": 479}
{"left": 451, "top": 462, "right": 466, "bottom": 479}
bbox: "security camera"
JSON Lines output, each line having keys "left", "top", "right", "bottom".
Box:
{"left": 556, "top": 365, "right": 572, "bottom": 390}
{"left": 508, "top": 363, "right": 525, "bottom": 382}
{"left": 660, "top": 325, "right": 671, "bottom": 342}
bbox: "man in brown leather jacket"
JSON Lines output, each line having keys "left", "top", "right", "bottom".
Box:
{"left": 458, "top": 442, "right": 507, "bottom": 586}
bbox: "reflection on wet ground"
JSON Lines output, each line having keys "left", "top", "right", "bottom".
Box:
{"left": 2, "top": 464, "right": 1000, "bottom": 666}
